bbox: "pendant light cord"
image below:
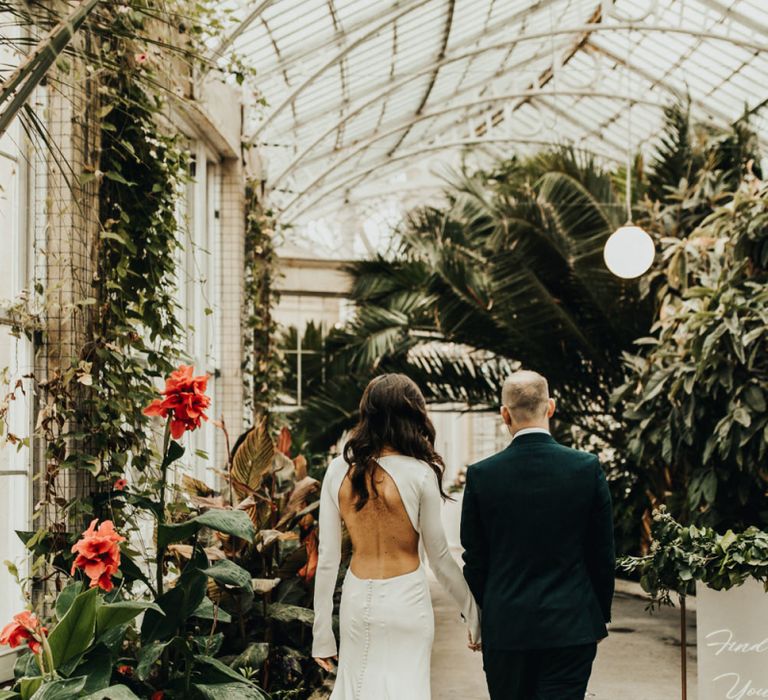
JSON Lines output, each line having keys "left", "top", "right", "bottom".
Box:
{"left": 625, "top": 41, "right": 633, "bottom": 224}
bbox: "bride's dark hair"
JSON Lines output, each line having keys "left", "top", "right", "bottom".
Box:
{"left": 343, "top": 373, "right": 450, "bottom": 511}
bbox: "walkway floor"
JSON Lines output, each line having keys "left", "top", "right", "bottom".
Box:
{"left": 430, "top": 580, "right": 698, "bottom": 699}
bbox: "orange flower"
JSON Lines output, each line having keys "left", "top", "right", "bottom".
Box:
{"left": 113, "top": 478, "right": 128, "bottom": 491}
{"left": 71, "top": 519, "right": 126, "bottom": 592}
{"left": 143, "top": 365, "right": 211, "bottom": 439}
{"left": 0, "top": 611, "right": 47, "bottom": 654}
{"left": 117, "top": 664, "right": 133, "bottom": 676}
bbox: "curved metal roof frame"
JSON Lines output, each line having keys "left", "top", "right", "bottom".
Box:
{"left": 216, "top": 0, "right": 768, "bottom": 235}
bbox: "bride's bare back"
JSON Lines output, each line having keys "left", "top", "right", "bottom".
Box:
{"left": 338, "top": 462, "right": 421, "bottom": 579}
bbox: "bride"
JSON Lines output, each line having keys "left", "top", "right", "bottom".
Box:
{"left": 312, "top": 373, "right": 481, "bottom": 699}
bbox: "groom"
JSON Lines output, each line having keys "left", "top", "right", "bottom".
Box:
{"left": 461, "top": 370, "right": 615, "bottom": 700}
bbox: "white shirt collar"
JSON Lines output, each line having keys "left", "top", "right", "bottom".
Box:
{"left": 511, "top": 427, "right": 551, "bottom": 441}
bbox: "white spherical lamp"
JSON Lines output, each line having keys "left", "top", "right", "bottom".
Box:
{"left": 603, "top": 224, "right": 655, "bottom": 279}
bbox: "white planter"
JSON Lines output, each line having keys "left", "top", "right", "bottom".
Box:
{"left": 696, "top": 579, "right": 768, "bottom": 699}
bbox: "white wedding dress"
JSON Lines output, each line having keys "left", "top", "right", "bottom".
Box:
{"left": 312, "top": 454, "right": 481, "bottom": 700}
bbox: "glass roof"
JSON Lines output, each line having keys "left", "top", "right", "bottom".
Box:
{"left": 217, "top": 0, "right": 768, "bottom": 257}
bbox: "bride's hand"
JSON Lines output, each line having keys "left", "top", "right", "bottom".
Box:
{"left": 467, "top": 631, "right": 482, "bottom": 653}
{"left": 314, "top": 656, "right": 338, "bottom": 672}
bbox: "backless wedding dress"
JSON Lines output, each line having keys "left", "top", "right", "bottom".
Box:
{"left": 312, "top": 454, "right": 481, "bottom": 700}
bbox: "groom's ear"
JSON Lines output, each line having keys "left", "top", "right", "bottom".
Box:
{"left": 546, "top": 398, "right": 556, "bottom": 418}
{"left": 500, "top": 405, "right": 512, "bottom": 426}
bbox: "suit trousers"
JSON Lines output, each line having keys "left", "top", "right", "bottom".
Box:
{"left": 482, "top": 643, "right": 597, "bottom": 700}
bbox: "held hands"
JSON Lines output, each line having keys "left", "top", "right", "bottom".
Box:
{"left": 314, "top": 656, "right": 338, "bottom": 672}
{"left": 467, "top": 631, "right": 482, "bottom": 653}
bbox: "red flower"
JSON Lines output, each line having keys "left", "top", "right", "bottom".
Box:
{"left": 0, "top": 611, "right": 47, "bottom": 654}
{"left": 151, "top": 692, "right": 164, "bottom": 700}
{"left": 117, "top": 664, "right": 133, "bottom": 676}
{"left": 71, "top": 519, "right": 126, "bottom": 592}
{"left": 143, "top": 365, "right": 211, "bottom": 439}
{"left": 113, "top": 478, "right": 128, "bottom": 491}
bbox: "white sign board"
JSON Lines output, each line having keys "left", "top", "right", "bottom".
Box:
{"left": 697, "top": 580, "right": 768, "bottom": 700}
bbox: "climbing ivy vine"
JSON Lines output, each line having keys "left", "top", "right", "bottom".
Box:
{"left": 243, "top": 180, "right": 285, "bottom": 422}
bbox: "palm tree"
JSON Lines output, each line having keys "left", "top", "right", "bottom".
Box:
{"left": 297, "top": 146, "right": 649, "bottom": 454}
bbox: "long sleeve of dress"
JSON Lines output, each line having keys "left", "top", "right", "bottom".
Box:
{"left": 312, "top": 459, "right": 343, "bottom": 658}
{"left": 419, "top": 470, "right": 482, "bottom": 643}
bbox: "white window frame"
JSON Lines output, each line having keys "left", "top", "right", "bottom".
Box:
{"left": 0, "top": 99, "right": 34, "bottom": 683}
{"left": 179, "top": 142, "right": 221, "bottom": 484}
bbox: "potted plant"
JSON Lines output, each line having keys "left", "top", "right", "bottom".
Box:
{"left": 622, "top": 507, "right": 768, "bottom": 700}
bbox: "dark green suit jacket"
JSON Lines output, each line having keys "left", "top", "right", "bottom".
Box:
{"left": 460, "top": 432, "right": 615, "bottom": 651}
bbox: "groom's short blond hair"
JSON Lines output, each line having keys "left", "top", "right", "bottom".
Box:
{"left": 501, "top": 370, "right": 550, "bottom": 422}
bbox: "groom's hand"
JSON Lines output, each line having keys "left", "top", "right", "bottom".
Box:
{"left": 314, "top": 656, "right": 338, "bottom": 672}
{"left": 467, "top": 631, "right": 482, "bottom": 653}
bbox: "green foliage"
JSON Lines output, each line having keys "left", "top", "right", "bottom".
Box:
{"left": 646, "top": 103, "right": 762, "bottom": 238}
{"left": 243, "top": 185, "right": 285, "bottom": 421}
{"left": 157, "top": 510, "right": 256, "bottom": 549}
{"left": 620, "top": 507, "right": 768, "bottom": 609}
{"left": 616, "top": 180, "right": 768, "bottom": 531}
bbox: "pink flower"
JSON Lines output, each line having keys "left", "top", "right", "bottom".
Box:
{"left": 71, "top": 519, "right": 126, "bottom": 592}
{"left": 113, "top": 478, "right": 128, "bottom": 491}
{"left": 135, "top": 52, "right": 149, "bottom": 64}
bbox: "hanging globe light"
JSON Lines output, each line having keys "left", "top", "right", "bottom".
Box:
{"left": 604, "top": 88, "right": 655, "bottom": 279}
{"left": 603, "top": 223, "right": 655, "bottom": 279}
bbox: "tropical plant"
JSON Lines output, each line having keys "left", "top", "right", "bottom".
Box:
{"left": 615, "top": 178, "right": 768, "bottom": 533}
{"left": 3, "top": 364, "right": 331, "bottom": 699}
{"left": 620, "top": 507, "right": 768, "bottom": 609}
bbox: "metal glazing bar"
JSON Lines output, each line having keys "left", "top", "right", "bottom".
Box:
{"left": 276, "top": 89, "right": 663, "bottom": 212}
{"left": 251, "top": 22, "right": 768, "bottom": 141}
{"left": 283, "top": 136, "right": 624, "bottom": 223}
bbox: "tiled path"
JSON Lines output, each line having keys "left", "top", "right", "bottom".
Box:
{"left": 430, "top": 579, "right": 698, "bottom": 699}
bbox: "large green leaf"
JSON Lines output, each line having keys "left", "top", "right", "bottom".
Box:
{"left": 96, "top": 600, "right": 163, "bottom": 636}
{"left": 230, "top": 419, "right": 274, "bottom": 499}
{"left": 135, "top": 640, "right": 170, "bottom": 681}
{"left": 194, "top": 656, "right": 259, "bottom": 687}
{"left": 73, "top": 645, "right": 112, "bottom": 694}
{"left": 202, "top": 560, "right": 252, "bottom": 589}
{"left": 141, "top": 569, "right": 207, "bottom": 642}
{"left": 0, "top": 691, "right": 21, "bottom": 700}
{"left": 193, "top": 684, "right": 269, "bottom": 700}
{"left": 47, "top": 587, "right": 99, "bottom": 668}
{"left": 230, "top": 643, "right": 270, "bottom": 672}
{"left": 54, "top": 581, "right": 83, "bottom": 620}
{"left": 80, "top": 686, "right": 141, "bottom": 700}
{"left": 158, "top": 509, "right": 255, "bottom": 548}
{"left": 18, "top": 678, "right": 42, "bottom": 700}
{"left": 29, "top": 677, "right": 86, "bottom": 700}
{"left": 191, "top": 598, "right": 232, "bottom": 623}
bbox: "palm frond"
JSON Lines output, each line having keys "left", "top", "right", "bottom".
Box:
{"left": 0, "top": 0, "right": 102, "bottom": 138}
